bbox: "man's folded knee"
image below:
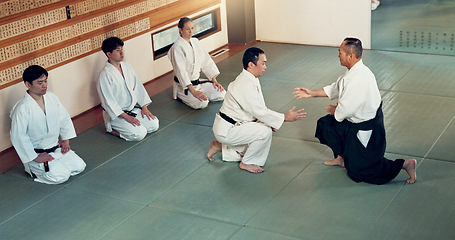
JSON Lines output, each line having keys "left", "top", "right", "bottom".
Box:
{"left": 190, "top": 100, "right": 209, "bottom": 109}
{"left": 146, "top": 119, "right": 159, "bottom": 133}
{"left": 40, "top": 172, "right": 70, "bottom": 184}
{"left": 124, "top": 133, "right": 146, "bottom": 141}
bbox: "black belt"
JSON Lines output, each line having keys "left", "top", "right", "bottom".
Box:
{"left": 34, "top": 145, "right": 58, "bottom": 172}
{"left": 34, "top": 145, "right": 58, "bottom": 154}
{"left": 174, "top": 76, "right": 212, "bottom": 95}
{"left": 123, "top": 110, "right": 136, "bottom": 117}
{"left": 219, "top": 112, "right": 237, "bottom": 125}
{"left": 123, "top": 105, "right": 141, "bottom": 117}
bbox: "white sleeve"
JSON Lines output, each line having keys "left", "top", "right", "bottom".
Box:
{"left": 129, "top": 65, "right": 151, "bottom": 107}
{"left": 57, "top": 98, "right": 77, "bottom": 141}
{"left": 323, "top": 79, "right": 340, "bottom": 100}
{"left": 168, "top": 44, "right": 192, "bottom": 88}
{"left": 98, "top": 71, "right": 123, "bottom": 119}
{"left": 233, "top": 81, "right": 284, "bottom": 130}
{"left": 10, "top": 105, "right": 38, "bottom": 164}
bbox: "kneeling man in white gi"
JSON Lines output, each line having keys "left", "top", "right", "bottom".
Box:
{"left": 10, "top": 65, "right": 86, "bottom": 184}
{"left": 98, "top": 37, "right": 159, "bottom": 141}
{"left": 207, "top": 47, "right": 306, "bottom": 173}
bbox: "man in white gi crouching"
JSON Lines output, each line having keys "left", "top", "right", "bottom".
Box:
{"left": 206, "top": 47, "right": 306, "bottom": 173}
{"left": 10, "top": 65, "right": 86, "bottom": 184}
{"left": 168, "top": 17, "right": 225, "bottom": 109}
{"left": 98, "top": 37, "right": 159, "bottom": 141}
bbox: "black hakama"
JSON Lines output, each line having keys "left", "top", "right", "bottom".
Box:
{"left": 315, "top": 104, "right": 404, "bottom": 185}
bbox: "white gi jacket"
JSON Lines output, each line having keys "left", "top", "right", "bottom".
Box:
{"left": 10, "top": 91, "right": 77, "bottom": 175}
{"left": 97, "top": 61, "right": 152, "bottom": 120}
{"left": 10, "top": 91, "right": 86, "bottom": 183}
{"left": 215, "top": 69, "right": 284, "bottom": 136}
{"left": 323, "top": 60, "right": 381, "bottom": 123}
{"left": 168, "top": 36, "right": 220, "bottom": 98}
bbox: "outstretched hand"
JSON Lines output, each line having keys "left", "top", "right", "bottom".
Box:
{"left": 293, "top": 88, "right": 312, "bottom": 99}
{"left": 284, "top": 106, "right": 306, "bottom": 122}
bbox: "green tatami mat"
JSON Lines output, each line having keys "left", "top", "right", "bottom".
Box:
{"left": 365, "top": 159, "right": 455, "bottom": 240}
{"left": 253, "top": 42, "right": 310, "bottom": 64}
{"left": 230, "top": 227, "right": 304, "bottom": 240}
{"left": 0, "top": 188, "right": 143, "bottom": 240}
{"left": 362, "top": 50, "right": 417, "bottom": 91}
{"left": 259, "top": 76, "right": 304, "bottom": 111}
{"left": 392, "top": 63, "right": 455, "bottom": 98}
{"left": 150, "top": 139, "right": 326, "bottom": 225}
{"left": 0, "top": 174, "right": 61, "bottom": 224}
{"left": 74, "top": 119, "right": 172, "bottom": 169}
{"left": 426, "top": 117, "right": 455, "bottom": 162}
{"left": 67, "top": 122, "right": 214, "bottom": 204}
{"left": 100, "top": 206, "right": 240, "bottom": 240}
{"left": 381, "top": 91, "right": 455, "bottom": 157}
{"left": 177, "top": 100, "right": 222, "bottom": 126}
{"left": 372, "top": 0, "right": 455, "bottom": 56}
{"left": 148, "top": 88, "right": 195, "bottom": 121}
{"left": 262, "top": 45, "right": 342, "bottom": 86}
{"left": 246, "top": 152, "right": 409, "bottom": 240}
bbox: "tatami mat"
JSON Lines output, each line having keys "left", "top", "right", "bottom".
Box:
{"left": 381, "top": 92, "right": 455, "bottom": 157}
{"left": 426, "top": 117, "right": 455, "bottom": 162}
{"left": 1, "top": 39, "right": 455, "bottom": 240}
{"left": 229, "top": 227, "right": 303, "bottom": 240}
{"left": 365, "top": 158, "right": 455, "bottom": 240}
{"left": 99, "top": 206, "right": 241, "bottom": 240}
{"left": 150, "top": 139, "right": 326, "bottom": 225}
{"left": 68, "top": 122, "right": 213, "bottom": 204}
{"left": 371, "top": 0, "right": 455, "bottom": 56}
{"left": 246, "top": 150, "right": 409, "bottom": 240}
{"left": 0, "top": 188, "right": 143, "bottom": 240}
{"left": 0, "top": 174, "right": 60, "bottom": 224}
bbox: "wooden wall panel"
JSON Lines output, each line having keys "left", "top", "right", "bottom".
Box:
{"left": 0, "top": 0, "right": 220, "bottom": 89}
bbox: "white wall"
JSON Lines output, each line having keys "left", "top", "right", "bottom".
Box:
{"left": 0, "top": 1, "right": 228, "bottom": 152}
{"left": 255, "top": 0, "right": 371, "bottom": 48}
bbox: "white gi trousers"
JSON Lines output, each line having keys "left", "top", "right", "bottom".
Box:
{"left": 213, "top": 114, "right": 273, "bottom": 166}
{"left": 174, "top": 81, "right": 225, "bottom": 109}
{"left": 104, "top": 108, "right": 159, "bottom": 141}
{"left": 27, "top": 149, "right": 86, "bottom": 184}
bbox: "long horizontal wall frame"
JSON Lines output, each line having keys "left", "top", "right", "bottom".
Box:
{"left": 152, "top": 8, "right": 221, "bottom": 60}
{"left": 0, "top": 0, "right": 221, "bottom": 89}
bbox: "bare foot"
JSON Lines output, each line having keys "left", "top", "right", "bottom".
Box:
{"left": 403, "top": 159, "right": 417, "bottom": 184}
{"left": 324, "top": 155, "right": 345, "bottom": 167}
{"left": 206, "top": 140, "right": 222, "bottom": 161}
{"left": 239, "top": 162, "right": 264, "bottom": 173}
{"left": 106, "top": 129, "right": 120, "bottom": 137}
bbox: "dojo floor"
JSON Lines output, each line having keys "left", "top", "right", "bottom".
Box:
{"left": 371, "top": 0, "right": 455, "bottom": 55}
{"left": 2, "top": 40, "right": 455, "bottom": 240}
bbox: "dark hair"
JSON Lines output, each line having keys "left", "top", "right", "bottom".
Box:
{"left": 242, "top": 47, "right": 265, "bottom": 70}
{"left": 178, "top": 17, "right": 192, "bottom": 29}
{"left": 343, "top": 37, "right": 362, "bottom": 58}
{"left": 23, "top": 65, "right": 48, "bottom": 84}
{"left": 101, "top": 37, "right": 124, "bottom": 55}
